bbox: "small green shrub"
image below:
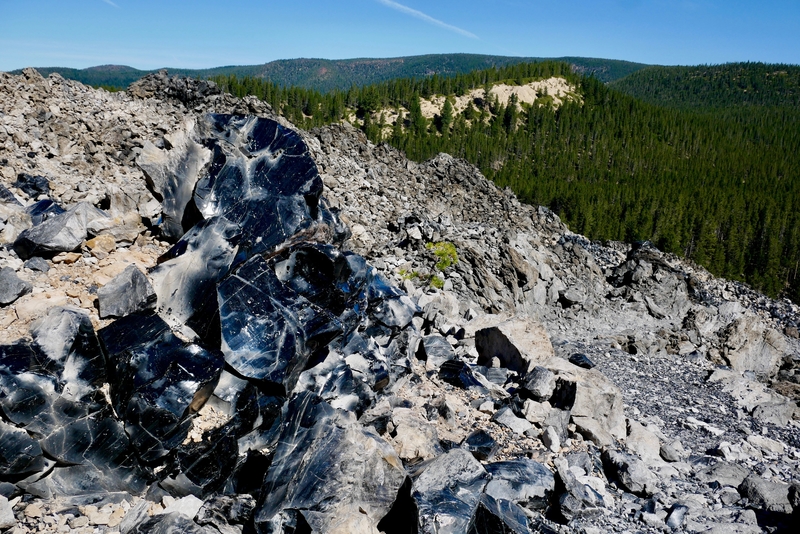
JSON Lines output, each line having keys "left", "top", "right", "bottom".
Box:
{"left": 425, "top": 241, "right": 458, "bottom": 271}
{"left": 430, "top": 275, "right": 444, "bottom": 289}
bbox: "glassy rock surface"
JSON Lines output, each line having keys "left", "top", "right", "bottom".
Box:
{"left": 255, "top": 392, "right": 407, "bottom": 533}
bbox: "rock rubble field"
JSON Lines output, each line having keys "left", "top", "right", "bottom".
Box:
{"left": 0, "top": 68, "right": 798, "bottom": 533}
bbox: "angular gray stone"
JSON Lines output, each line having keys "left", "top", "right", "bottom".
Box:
{"left": 521, "top": 365, "right": 555, "bottom": 401}
{"left": 0, "top": 267, "right": 31, "bottom": 305}
{"left": 491, "top": 406, "right": 533, "bottom": 436}
{"left": 542, "top": 426, "right": 561, "bottom": 453}
{"left": 554, "top": 457, "right": 606, "bottom": 521}
{"left": 97, "top": 264, "right": 157, "bottom": 319}
{"left": 0, "top": 495, "right": 14, "bottom": 530}
{"left": 475, "top": 317, "right": 554, "bottom": 374}
{"left": 14, "top": 202, "right": 110, "bottom": 259}
{"left": 738, "top": 473, "right": 792, "bottom": 514}
{"left": 695, "top": 461, "right": 749, "bottom": 488}
{"left": 601, "top": 448, "right": 659, "bottom": 497}
{"left": 22, "top": 256, "right": 49, "bottom": 272}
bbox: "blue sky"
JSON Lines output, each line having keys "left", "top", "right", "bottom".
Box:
{"left": 1, "top": 0, "right": 798, "bottom": 71}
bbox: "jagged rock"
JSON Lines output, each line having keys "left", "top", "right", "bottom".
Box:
{"left": 22, "top": 256, "right": 49, "bottom": 272}
{"left": 601, "top": 448, "right": 659, "bottom": 497}
{"left": 99, "top": 312, "right": 224, "bottom": 463}
{"left": 391, "top": 407, "right": 443, "bottom": 462}
{"left": 412, "top": 448, "right": 489, "bottom": 533}
{"left": 695, "top": 460, "right": 750, "bottom": 488}
{"left": 14, "top": 202, "right": 110, "bottom": 258}
{"left": 738, "top": 473, "right": 792, "bottom": 514}
{"left": 544, "top": 358, "right": 626, "bottom": 447}
{"left": 491, "top": 406, "right": 533, "bottom": 436}
{"left": 26, "top": 199, "right": 64, "bottom": 225}
{"left": 470, "top": 494, "right": 532, "bottom": 534}
{"left": 0, "top": 420, "right": 45, "bottom": 476}
{"left": 0, "top": 267, "right": 31, "bottom": 304}
{"left": 196, "top": 495, "right": 256, "bottom": 534}
{"left": 217, "top": 255, "right": 342, "bottom": 390}
{"left": 0, "top": 495, "right": 14, "bottom": 530}
{"left": 520, "top": 365, "right": 556, "bottom": 401}
{"left": 624, "top": 419, "right": 662, "bottom": 464}
{"left": 161, "top": 495, "right": 204, "bottom": 518}
{"left": 462, "top": 429, "right": 499, "bottom": 461}
{"left": 721, "top": 315, "right": 788, "bottom": 378}
{"left": 294, "top": 353, "right": 375, "bottom": 416}
{"left": 542, "top": 426, "right": 561, "bottom": 452}
{"left": 665, "top": 503, "right": 688, "bottom": 530}
{"left": 14, "top": 173, "right": 50, "bottom": 198}
{"left": 554, "top": 457, "right": 606, "bottom": 521}
{"left": 568, "top": 353, "right": 595, "bottom": 369}
{"left": 438, "top": 359, "right": 485, "bottom": 390}
{"left": 255, "top": 392, "right": 407, "bottom": 533}
{"left": 475, "top": 317, "right": 554, "bottom": 374}
{"left": 97, "top": 264, "right": 157, "bottom": 318}
{"left": 137, "top": 119, "right": 211, "bottom": 240}
{"left": 484, "top": 458, "right": 554, "bottom": 511}
{"left": 129, "top": 512, "right": 218, "bottom": 534}
{"left": 417, "top": 334, "right": 455, "bottom": 370}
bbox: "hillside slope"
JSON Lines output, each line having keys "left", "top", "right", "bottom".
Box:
{"left": 609, "top": 62, "right": 800, "bottom": 109}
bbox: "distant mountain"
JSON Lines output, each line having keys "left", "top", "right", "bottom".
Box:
{"left": 11, "top": 54, "right": 649, "bottom": 92}
{"left": 609, "top": 62, "right": 800, "bottom": 109}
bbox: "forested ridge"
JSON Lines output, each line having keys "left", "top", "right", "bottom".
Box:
{"left": 212, "top": 61, "right": 800, "bottom": 302}
{"left": 14, "top": 55, "right": 646, "bottom": 92}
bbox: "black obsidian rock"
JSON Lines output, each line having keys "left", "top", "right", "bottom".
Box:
{"left": 0, "top": 421, "right": 45, "bottom": 477}
{"left": 14, "top": 173, "right": 50, "bottom": 198}
{"left": 98, "top": 312, "right": 224, "bottom": 463}
{"left": 438, "top": 359, "right": 485, "bottom": 390}
{"left": 255, "top": 392, "right": 407, "bottom": 533}
{"left": 568, "top": 353, "right": 596, "bottom": 369}
{"left": 217, "top": 255, "right": 341, "bottom": 390}
{"left": 26, "top": 199, "right": 65, "bottom": 226}
{"left": 14, "top": 202, "right": 110, "bottom": 259}
{"left": 417, "top": 334, "right": 456, "bottom": 369}
{"left": 484, "top": 458, "right": 555, "bottom": 511}
{"left": 413, "top": 448, "right": 490, "bottom": 534}
{"left": 463, "top": 429, "right": 499, "bottom": 462}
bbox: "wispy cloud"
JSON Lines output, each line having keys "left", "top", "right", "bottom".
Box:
{"left": 376, "top": 0, "right": 478, "bottom": 39}
{"left": 101, "top": 0, "right": 120, "bottom": 8}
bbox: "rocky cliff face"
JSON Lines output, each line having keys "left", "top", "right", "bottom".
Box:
{"left": 0, "top": 68, "right": 798, "bottom": 533}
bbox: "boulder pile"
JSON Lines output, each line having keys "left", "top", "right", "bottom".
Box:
{"left": 0, "top": 69, "right": 797, "bottom": 533}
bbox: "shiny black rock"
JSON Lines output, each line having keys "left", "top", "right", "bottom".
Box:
{"left": 98, "top": 312, "right": 224, "bottom": 463}
{"left": 255, "top": 392, "right": 407, "bottom": 533}
{"left": 217, "top": 255, "right": 341, "bottom": 391}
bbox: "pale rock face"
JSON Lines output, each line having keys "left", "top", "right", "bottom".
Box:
{"left": 721, "top": 314, "right": 788, "bottom": 378}
{"left": 475, "top": 316, "right": 555, "bottom": 374}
